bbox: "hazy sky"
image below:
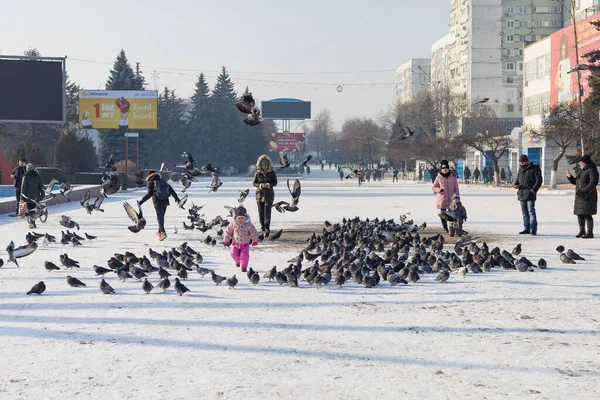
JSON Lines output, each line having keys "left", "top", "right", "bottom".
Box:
{"left": 1, "top": 0, "right": 450, "bottom": 130}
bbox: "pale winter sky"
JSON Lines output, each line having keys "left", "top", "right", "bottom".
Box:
{"left": 1, "top": 0, "right": 450, "bottom": 130}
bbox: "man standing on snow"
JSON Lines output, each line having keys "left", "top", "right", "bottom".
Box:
{"left": 513, "top": 154, "right": 543, "bottom": 235}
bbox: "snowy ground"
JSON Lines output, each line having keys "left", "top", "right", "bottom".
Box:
{"left": 0, "top": 169, "right": 598, "bottom": 399}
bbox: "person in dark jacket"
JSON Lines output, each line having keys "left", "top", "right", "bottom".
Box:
{"left": 513, "top": 154, "right": 543, "bottom": 235}
{"left": 20, "top": 163, "right": 45, "bottom": 229}
{"left": 139, "top": 170, "right": 180, "bottom": 241}
{"left": 473, "top": 167, "right": 480, "bottom": 184}
{"left": 566, "top": 154, "right": 599, "bottom": 238}
{"left": 253, "top": 154, "right": 278, "bottom": 237}
{"left": 463, "top": 166, "right": 471, "bottom": 184}
{"left": 9, "top": 158, "right": 27, "bottom": 216}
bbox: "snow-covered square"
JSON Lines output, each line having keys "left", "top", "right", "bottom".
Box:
{"left": 0, "top": 170, "right": 598, "bottom": 399}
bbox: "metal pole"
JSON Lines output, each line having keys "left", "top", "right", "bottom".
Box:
{"left": 125, "top": 136, "right": 128, "bottom": 177}
{"left": 571, "top": 0, "right": 585, "bottom": 155}
{"left": 136, "top": 131, "right": 139, "bottom": 174}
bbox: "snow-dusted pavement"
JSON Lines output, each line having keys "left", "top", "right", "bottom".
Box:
{"left": 0, "top": 170, "right": 598, "bottom": 399}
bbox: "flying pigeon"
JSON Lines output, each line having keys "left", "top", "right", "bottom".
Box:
{"left": 235, "top": 93, "right": 255, "bottom": 113}
{"left": 238, "top": 189, "right": 250, "bottom": 204}
{"left": 7, "top": 242, "right": 38, "bottom": 267}
{"left": 278, "top": 153, "right": 290, "bottom": 171}
{"left": 207, "top": 172, "right": 223, "bottom": 193}
{"left": 298, "top": 155, "right": 312, "bottom": 169}
{"left": 59, "top": 181, "right": 73, "bottom": 201}
{"left": 398, "top": 120, "right": 415, "bottom": 139}
{"left": 123, "top": 201, "right": 147, "bottom": 233}
{"left": 104, "top": 153, "right": 117, "bottom": 171}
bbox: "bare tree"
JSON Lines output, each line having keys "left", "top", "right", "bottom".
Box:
{"left": 431, "top": 83, "right": 465, "bottom": 138}
{"left": 308, "top": 108, "right": 334, "bottom": 161}
{"left": 339, "top": 117, "right": 386, "bottom": 167}
{"left": 525, "top": 103, "right": 579, "bottom": 188}
{"left": 459, "top": 105, "right": 516, "bottom": 186}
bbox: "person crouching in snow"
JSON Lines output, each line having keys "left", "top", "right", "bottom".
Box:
{"left": 223, "top": 206, "right": 259, "bottom": 272}
{"left": 139, "top": 170, "right": 181, "bottom": 241}
{"left": 446, "top": 194, "right": 468, "bottom": 237}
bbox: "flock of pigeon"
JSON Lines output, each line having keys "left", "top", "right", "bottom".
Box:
{"left": 4, "top": 207, "right": 589, "bottom": 296}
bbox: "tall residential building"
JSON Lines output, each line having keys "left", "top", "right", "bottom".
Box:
{"left": 395, "top": 59, "right": 431, "bottom": 104}
{"left": 443, "top": 0, "right": 564, "bottom": 117}
{"left": 562, "top": 0, "right": 600, "bottom": 25}
{"left": 431, "top": 33, "right": 453, "bottom": 88}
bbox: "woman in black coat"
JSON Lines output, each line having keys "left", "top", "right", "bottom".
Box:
{"left": 253, "top": 154, "right": 278, "bottom": 237}
{"left": 566, "top": 154, "right": 599, "bottom": 238}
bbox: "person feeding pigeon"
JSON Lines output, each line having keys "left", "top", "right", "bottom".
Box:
{"left": 432, "top": 160, "right": 460, "bottom": 234}
{"left": 20, "top": 163, "right": 45, "bottom": 229}
{"left": 253, "top": 154, "right": 278, "bottom": 237}
{"left": 138, "top": 170, "right": 181, "bottom": 241}
{"left": 566, "top": 154, "right": 598, "bottom": 238}
{"left": 223, "top": 206, "right": 259, "bottom": 273}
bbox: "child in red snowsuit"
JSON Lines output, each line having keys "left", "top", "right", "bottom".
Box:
{"left": 223, "top": 206, "right": 259, "bottom": 272}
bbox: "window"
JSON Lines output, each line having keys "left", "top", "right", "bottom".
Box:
{"left": 519, "top": 6, "right": 527, "bottom": 14}
{"left": 519, "top": 49, "right": 524, "bottom": 56}
{"left": 507, "top": 6, "right": 515, "bottom": 15}
{"left": 506, "top": 62, "right": 515, "bottom": 70}
{"left": 507, "top": 76, "right": 515, "bottom": 84}
{"left": 506, "top": 20, "right": 515, "bottom": 28}
{"left": 506, "top": 34, "right": 514, "bottom": 42}
{"left": 507, "top": 104, "right": 515, "bottom": 112}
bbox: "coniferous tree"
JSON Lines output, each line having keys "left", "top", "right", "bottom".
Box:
{"left": 188, "top": 73, "right": 212, "bottom": 161}
{"left": 101, "top": 49, "right": 146, "bottom": 165}
{"left": 56, "top": 126, "right": 97, "bottom": 174}
{"left": 151, "top": 87, "right": 186, "bottom": 165}
{"left": 209, "top": 67, "right": 239, "bottom": 168}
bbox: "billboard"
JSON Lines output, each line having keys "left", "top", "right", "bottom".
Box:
{"left": 268, "top": 133, "right": 306, "bottom": 152}
{"left": 262, "top": 98, "right": 311, "bottom": 120}
{"left": 550, "top": 15, "right": 600, "bottom": 107}
{"left": 78, "top": 90, "right": 158, "bottom": 129}
{"left": 0, "top": 56, "right": 65, "bottom": 123}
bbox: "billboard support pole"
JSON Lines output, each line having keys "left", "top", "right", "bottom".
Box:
{"left": 136, "top": 131, "right": 139, "bottom": 175}
{"left": 125, "top": 136, "right": 128, "bottom": 178}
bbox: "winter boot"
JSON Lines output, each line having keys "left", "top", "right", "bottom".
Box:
{"left": 449, "top": 227, "right": 455, "bottom": 237}
{"left": 241, "top": 266, "right": 247, "bottom": 272}
{"left": 440, "top": 218, "right": 449, "bottom": 234}
{"left": 519, "top": 229, "right": 530, "bottom": 234}
{"left": 582, "top": 217, "right": 594, "bottom": 239}
{"left": 576, "top": 216, "right": 586, "bottom": 237}
{"left": 236, "top": 263, "right": 240, "bottom": 268}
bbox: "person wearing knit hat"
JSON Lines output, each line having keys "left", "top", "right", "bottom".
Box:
{"left": 223, "top": 205, "right": 259, "bottom": 272}
{"left": 566, "top": 154, "right": 598, "bottom": 238}
{"left": 432, "top": 159, "right": 460, "bottom": 234}
{"left": 513, "top": 154, "right": 543, "bottom": 235}
{"left": 138, "top": 170, "right": 181, "bottom": 241}
{"left": 253, "top": 154, "right": 278, "bottom": 237}
{"left": 447, "top": 193, "right": 468, "bottom": 237}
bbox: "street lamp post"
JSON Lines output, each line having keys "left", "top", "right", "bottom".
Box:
{"left": 558, "top": 0, "right": 586, "bottom": 155}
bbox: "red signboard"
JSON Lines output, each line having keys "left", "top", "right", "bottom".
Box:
{"left": 551, "top": 14, "right": 600, "bottom": 107}
{"left": 268, "top": 133, "right": 306, "bottom": 152}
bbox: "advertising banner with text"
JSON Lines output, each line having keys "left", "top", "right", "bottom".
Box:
{"left": 269, "top": 133, "right": 306, "bottom": 152}
{"left": 78, "top": 90, "right": 158, "bottom": 129}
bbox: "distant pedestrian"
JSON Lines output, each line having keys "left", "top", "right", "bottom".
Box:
{"left": 513, "top": 154, "right": 543, "bottom": 235}
{"left": 9, "top": 158, "right": 27, "bottom": 217}
{"left": 473, "top": 167, "right": 480, "bottom": 184}
{"left": 507, "top": 166, "right": 513, "bottom": 182}
{"left": 463, "top": 166, "right": 471, "bottom": 184}
{"left": 392, "top": 168, "right": 399, "bottom": 182}
{"left": 500, "top": 167, "right": 507, "bottom": 183}
{"left": 566, "top": 154, "right": 598, "bottom": 238}
{"left": 357, "top": 168, "right": 365, "bottom": 186}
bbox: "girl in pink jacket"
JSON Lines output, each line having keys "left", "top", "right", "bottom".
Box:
{"left": 223, "top": 206, "right": 259, "bottom": 272}
{"left": 432, "top": 160, "right": 460, "bottom": 233}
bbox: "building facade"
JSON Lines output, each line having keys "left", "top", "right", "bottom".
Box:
{"left": 395, "top": 59, "right": 431, "bottom": 104}
{"left": 443, "top": 0, "right": 564, "bottom": 117}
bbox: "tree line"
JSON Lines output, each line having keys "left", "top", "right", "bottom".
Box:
{"left": 0, "top": 48, "right": 270, "bottom": 175}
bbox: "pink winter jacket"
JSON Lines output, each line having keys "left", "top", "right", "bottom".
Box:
{"left": 224, "top": 218, "right": 259, "bottom": 245}
{"left": 432, "top": 172, "right": 460, "bottom": 209}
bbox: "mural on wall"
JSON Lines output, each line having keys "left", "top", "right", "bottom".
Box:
{"left": 551, "top": 15, "right": 600, "bottom": 107}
